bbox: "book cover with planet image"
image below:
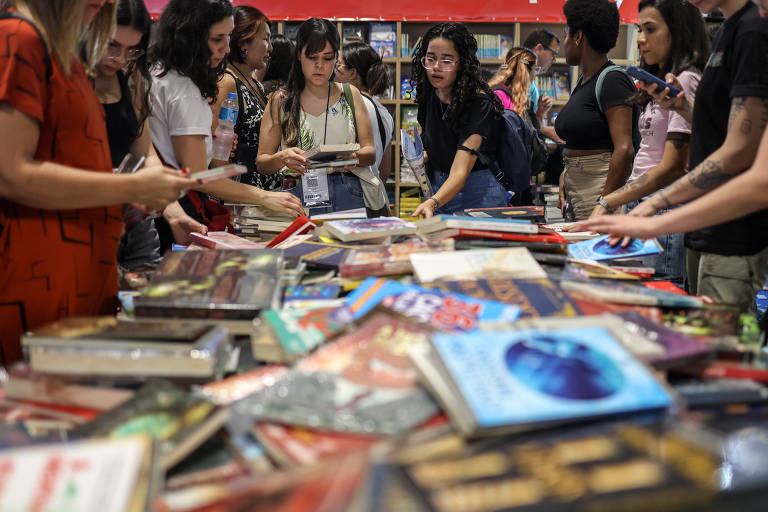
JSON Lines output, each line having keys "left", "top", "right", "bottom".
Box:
{"left": 567, "top": 235, "right": 662, "bottom": 262}
{"left": 430, "top": 326, "right": 672, "bottom": 433}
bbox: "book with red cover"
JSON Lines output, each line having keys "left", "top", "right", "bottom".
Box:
{"left": 452, "top": 228, "right": 569, "bottom": 245}
{"left": 266, "top": 215, "right": 315, "bottom": 248}
{"left": 189, "top": 231, "right": 265, "bottom": 250}
{"left": 644, "top": 281, "right": 688, "bottom": 295}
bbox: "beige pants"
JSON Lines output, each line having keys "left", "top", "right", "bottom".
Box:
{"left": 687, "top": 246, "right": 768, "bottom": 312}
{"left": 563, "top": 152, "right": 612, "bottom": 221}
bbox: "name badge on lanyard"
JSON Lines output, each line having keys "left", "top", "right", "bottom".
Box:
{"left": 301, "top": 168, "right": 331, "bottom": 207}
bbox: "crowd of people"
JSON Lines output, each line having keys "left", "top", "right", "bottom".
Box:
{"left": 1, "top": 0, "right": 767, "bottom": 364}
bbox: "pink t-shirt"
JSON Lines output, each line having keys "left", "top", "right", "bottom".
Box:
{"left": 493, "top": 88, "right": 515, "bottom": 111}
{"left": 629, "top": 69, "right": 701, "bottom": 182}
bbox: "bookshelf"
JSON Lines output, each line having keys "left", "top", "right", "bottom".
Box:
{"left": 276, "top": 20, "right": 639, "bottom": 215}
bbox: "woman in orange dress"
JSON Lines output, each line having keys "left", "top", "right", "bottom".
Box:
{"left": 0, "top": 0, "right": 193, "bottom": 366}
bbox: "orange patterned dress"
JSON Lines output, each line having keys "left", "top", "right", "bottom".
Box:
{"left": 0, "top": 16, "right": 123, "bottom": 365}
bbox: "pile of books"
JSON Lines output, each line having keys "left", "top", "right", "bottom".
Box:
{"left": 3, "top": 206, "right": 767, "bottom": 512}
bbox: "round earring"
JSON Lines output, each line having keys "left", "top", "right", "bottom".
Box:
{"left": 242, "top": 48, "right": 248, "bottom": 55}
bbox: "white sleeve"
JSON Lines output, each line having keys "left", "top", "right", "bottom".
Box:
{"left": 167, "top": 93, "right": 212, "bottom": 137}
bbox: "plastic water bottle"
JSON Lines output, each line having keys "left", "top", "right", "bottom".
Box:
{"left": 211, "top": 92, "right": 238, "bottom": 161}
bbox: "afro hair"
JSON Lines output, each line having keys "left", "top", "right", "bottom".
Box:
{"left": 563, "top": 0, "right": 620, "bottom": 54}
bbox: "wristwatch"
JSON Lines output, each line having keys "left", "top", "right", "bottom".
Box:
{"left": 596, "top": 195, "right": 614, "bottom": 212}
{"left": 429, "top": 196, "right": 440, "bottom": 209}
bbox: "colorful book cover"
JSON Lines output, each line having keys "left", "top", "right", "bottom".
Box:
{"left": 240, "top": 312, "right": 439, "bottom": 436}
{"left": 417, "top": 214, "right": 537, "bottom": 234}
{"left": 339, "top": 239, "right": 454, "bottom": 278}
{"left": 616, "top": 312, "right": 711, "bottom": 368}
{"left": 427, "top": 278, "right": 581, "bottom": 319}
{"left": 284, "top": 284, "right": 341, "bottom": 301}
{"left": 325, "top": 217, "right": 416, "bottom": 241}
{"left": 134, "top": 249, "right": 282, "bottom": 319}
{"left": 189, "top": 231, "right": 265, "bottom": 250}
{"left": 552, "top": 70, "right": 571, "bottom": 101}
{"left": 562, "top": 280, "right": 704, "bottom": 308}
{"left": 401, "top": 75, "right": 415, "bottom": 100}
{"left": 280, "top": 241, "right": 352, "bottom": 269}
{"left": 259, "top": 307, "right": 342, "bottom": 358}
{"left": 463, "top": 205, "right": 545, "bottom": 221}
{"left": 197, "top": 365, "right": 288, "bottom": 406}
{"left": 334, "top": 277, "right": 521, "bottom": 331}
{"left": 568, "top": 235, "right": 662, "bottom": 261}
{"left": 431, "top": 327, "right": 672, "bottom": 432}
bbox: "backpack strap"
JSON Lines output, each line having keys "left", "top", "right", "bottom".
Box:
{"left": 594, "top": 64, "right": 627, "bottom": 114}
{"left": 0, "top": 12, "right": 52, "bottom": 83}
{"left": 342, "top": 82, "right": 359, "bottom": 142}
{"left": 360, "top": 91, "right": 387, "bottom": 150}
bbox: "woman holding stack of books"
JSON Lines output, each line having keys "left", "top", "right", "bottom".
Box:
{"left": 411, "top": 22, "right": 507, "bottom": 218}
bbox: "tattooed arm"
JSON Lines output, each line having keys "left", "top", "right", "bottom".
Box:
{"left": 590, "top": 137, "right": 689, "bottom": 216}
{"left": 628, "top": 96, "right": 768, "bottom": 217}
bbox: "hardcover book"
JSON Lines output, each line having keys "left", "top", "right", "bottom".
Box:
{"left": 412, "top": 325, "right": 672, "bottom": 436}
{"left": 134, "top": 249, "right": 283, "bottom": 320}
{"left": 280, "top": 241, "right": 353, "bottom": 269}
{"left": 324, "top": 217, "right": 417, "bottom": 242}
{"left": 410, "top": 247, "right": 548, "bottom": 282}
{"left": 236, "top": 311, "right": 439, "bottom": 436}
{"left": 334, "top": 278, "right": 522, "bottom": 331}
{"left": 463, "top": 205, "right": 545, "bottom": 222}
{"left": 426, "top": 278, "right": 581, "bottom": 319}
{"left": 568, "top": 235, "right": 662, "bottom": 261}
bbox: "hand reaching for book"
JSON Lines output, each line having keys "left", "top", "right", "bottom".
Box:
{"left": 259, "top": 190, "right": 305, "bottom": 217}
{"left": 163, "top": 201, "right": 207, "bottom": 245}
{"left": 413, "top": 198, "right": 437, "bottom": 219}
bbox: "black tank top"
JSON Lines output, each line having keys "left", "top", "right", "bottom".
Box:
{"left": 103, "top": 70, "right": 140, "bottom": 168}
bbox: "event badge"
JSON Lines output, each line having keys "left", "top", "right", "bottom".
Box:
{"left": 301, "top": 168, "right": 331, "bottom": 207}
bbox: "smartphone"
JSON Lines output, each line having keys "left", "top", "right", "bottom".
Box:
{"left": 626, "top": 66, "right": 680, "bottom": 97}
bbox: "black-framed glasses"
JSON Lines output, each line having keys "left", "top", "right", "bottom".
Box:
{"left": 421, "top": 56, "right": 457, "bottom": 70}
{"left": 544, "top": 45, "right": 559, "bottom": 58}
{"left": 105, "top": 40, "right": 145, "bottom": 62}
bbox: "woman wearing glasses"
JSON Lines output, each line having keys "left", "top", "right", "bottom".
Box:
{"left": 411, "top": 22, "right": 506, "bottom": 218}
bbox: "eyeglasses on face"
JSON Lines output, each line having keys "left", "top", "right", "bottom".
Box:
{"left": 106, "top": 40, "right": 145, "bottom": 61}
{"left": 421, "top": 56, "right": 457, "bottom": 70}
{"left": 544, "top": 45, "right": 559, "bottom": 58}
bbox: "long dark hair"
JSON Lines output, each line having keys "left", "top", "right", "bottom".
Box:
{"left": 229, "top": 5, "right": 270, "bottom": 65}
{"left": 342, "top": 41, "right": 390, "bottom": 97}
{"left": 280, "top": 18, "right": 340, "bottom": 147}
{"left": 262, "top": 34, "right": 295, "bottom": 95}
{"left": 632, "top": 0, "right": 710, "bottom": 107}
{"left": 149, "top": 0, "right": 233, "bottom": 103}
{"left": 411, "top": 22, "right": 500, "bottom": 126}
{"left": 116, "top": 0, "right": 151, "bottom": 129}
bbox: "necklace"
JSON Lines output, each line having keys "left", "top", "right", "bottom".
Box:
{"left": 229, "top": 63, "right": 267, "bottom": 108}
{"left": 436, "top": 90, "right": 450, "bottom": 120}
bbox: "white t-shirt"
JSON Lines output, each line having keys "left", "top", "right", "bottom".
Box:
{"left": 361, "top": 94, "right": 394, "bottom": 171}
{"left": 149, "top": 68, "right": 212, "bottom": 169}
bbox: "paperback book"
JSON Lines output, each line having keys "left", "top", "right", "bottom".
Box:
{"left": 236, "top": 311, "right": 440, "bottom": 436}
{"left": 411, "top": 325, "right": 673, "bottom": 436}
{"left": 255, "top": 307, "right": 343, "bottom": 362}
{"left": 134, "top": 249, "right": 283, "bottom": 320}
{"left": 410, "top": 247, "right": 548, "bottom": 282}
{"left": 561, "top": 280, "right": 704, "bottom": 308}
{"left": 334, "top": 277, "right": 522, "bottom": 331}
{"left": 324, "top": 217, "right": 417, "bottom": 242}
{"left": 188, "top": 231, "right": 264, "bottom": 250}
{"left": 416, "top": 214, "right": 538, "bottom": 235}
{"left": 279, "top": 240, "right": 353, "bottom": 269}
{"left": 568, "top": 235, "right": 662, "bottom": 261}
{"left": 463, "top": 205, "right": 545, "bottom": 222}
{"left": 338, "top": 239, "right": 455, "bottom": 278}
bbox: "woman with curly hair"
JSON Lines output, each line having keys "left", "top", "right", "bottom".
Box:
{"left": 411, "top": 22, "right": 505, "bottom": 217}
{"left": 257, "top": 18, "right": 383, "bottom": 216}
{"left": 489, "top": 46, "right": 536, "bottom": 118}
{"left": 554, "top": 0, "right": 636, "bottom": 221}
{"left": 149, "top": 0, "right": 303, "bottom": 246}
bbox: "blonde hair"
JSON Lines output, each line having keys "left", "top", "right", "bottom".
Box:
{"left": 488, "top": 47, "right": 535, "bottom": 117}
{"left": 1, "top": 0, "right": 115, "bottom": 74}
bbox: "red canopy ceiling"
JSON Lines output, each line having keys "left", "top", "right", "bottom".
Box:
{"left": 143, "top": 0, "right": 639, "bottom": 23}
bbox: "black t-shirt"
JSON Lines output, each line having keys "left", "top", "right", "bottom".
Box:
{"left": 103, "top": 70, "right": 140, "bottom": 168}
{"left": 554, "top": 61, "right": 636, "bottom": 150}
{"left": 417, "top": 90, "right": 497, "bottom": 176}
{"left": 685, "top": 2, "right": 768, "bottom": 256}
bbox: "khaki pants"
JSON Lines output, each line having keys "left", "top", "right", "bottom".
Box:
{"left": 686, "top": 246, "right": 768, "bottom": 312}
{"left": 563, "top": 152, "right": 612, "bottom": 221}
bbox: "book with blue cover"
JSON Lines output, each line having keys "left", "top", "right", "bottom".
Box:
{"left": 567, "top": 235, "right": 662, "bottom": 261}
{"left": 412, "top": 325, "right": 673, "bottom": 436}
{"left": 427, "top": 278, "right": 581, "bottom": 319}
{"left": 333, "top": 277, "right": 521, "bottom": 331}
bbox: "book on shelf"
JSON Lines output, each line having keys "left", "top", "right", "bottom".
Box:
{"left": 134, "top": 249, "right": 283, "bottom": 320}
{"left": 369, "top": 22, "right": 396, "bottom": 58}
{"left": 342, "top": 23, "right": 368, "bottom": 46}
{"left": 21, "top": 317, "right": 231, "bottom": 379}
{"left": 324, "top": 216, "right": 417, "bottom": 242}
{"left": 552, "top": 69, "right": 572, "bottom": 101}
{"left": 401, "top": 75, "right": 415, "bottom": 100}
{"left": 409, "top": 322, "right": 673, "bottom": 437}
{"left": 409, "top": 247, "right": 548, "bottom": 282}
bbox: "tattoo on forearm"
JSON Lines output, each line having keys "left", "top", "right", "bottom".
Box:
{"left": 688, "top": 159, "right": 730, "bottom": 190}
{"left": 729, "top": 97, "right": 747, "bottom": 126}
{"left": 741, "top": 118, "right": 753, "bottom": 135}
{"left": 658, "top": 190, "right": 672, "bottom": 208}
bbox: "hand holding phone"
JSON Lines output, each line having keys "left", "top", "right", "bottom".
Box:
{"left": 626, "top": 66, "right": 680, "bottom": 97}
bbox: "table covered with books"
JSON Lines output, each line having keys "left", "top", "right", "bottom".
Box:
{"left": 3, "top": 193, "right": 768, "bottom": 512}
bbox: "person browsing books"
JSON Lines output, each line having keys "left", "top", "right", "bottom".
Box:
{"left": 0, "top": 0, "right": 195, "bottom": 366}
{"left": 262, "top": 34, "right": 295, "bottom": 97}
{"left": 335, "top": 41, "right": 396, "bottom": 189}
{"left": 578, "top": 0, "right": 709, "bottom": 287}
{"left": 256, "top": 18, "right": 381, "bottom": 216}
{"left": 523, "top": 29, "right": 563, "bottom": 145}
{"left": 148, "top": 0, "right": 303, "bottom": 247}
{"left": 554, "top": 0, "right": 637, "bottom": 221}
{"left": 580, "top": 0, "right": 768, "bottom": 310}
{"left": 411, "top": 22, "right": 507, "bottom": 218}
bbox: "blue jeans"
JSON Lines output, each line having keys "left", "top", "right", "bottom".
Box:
{"left": 431, "top": 169, "right": 507, "bottom": 214}
{"left": 287, "top": 172, "right": 365, "bottom": 216}
{"left": 627, "top": 200, "right": 687, "bottom": 288}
